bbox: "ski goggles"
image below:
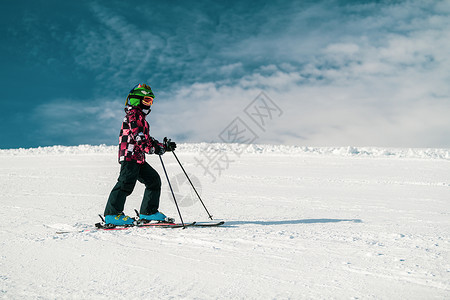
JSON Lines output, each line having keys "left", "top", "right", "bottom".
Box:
{"left": 141, "top": 96, "right": 154, "bottom": 106}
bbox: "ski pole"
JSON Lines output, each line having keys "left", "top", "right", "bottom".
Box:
{"left": 171, "top": 151, "right": 214, "bottom": 220}
{"left": 159, "top": 154, "right": 186, "bottom": 228}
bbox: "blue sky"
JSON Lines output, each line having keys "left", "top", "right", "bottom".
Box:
{"left": 1, "top": 0, "right": 449, "bottom": 149}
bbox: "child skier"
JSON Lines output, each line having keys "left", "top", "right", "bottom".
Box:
{"left": 104, "top": 83, "right": 176, "bottom": 226}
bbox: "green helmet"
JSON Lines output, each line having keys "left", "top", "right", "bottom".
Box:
{"left": 126, "top": 83, "right": 155, "bottom": 107}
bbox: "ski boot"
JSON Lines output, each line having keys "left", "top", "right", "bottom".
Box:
{"left": 137, "top": 211, "right": 175, "bottom": 224}
{"left": 104, "top": 213, "right": 135, "bottom": 227}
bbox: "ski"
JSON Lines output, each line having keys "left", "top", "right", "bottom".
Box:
{"left": 94, "top": 221, "right": 196, "bottom": 230}
{"left": 55, "top": 222, "right": 195, "bottom": 234}
{"left": 54, "top": 220, "right": 224, "bottom": 234}
{"left": 192, "top": 221, "right": 225, "bottom": 227}
{"left": 137, "top": 221, "right": 196, "bottom": 229}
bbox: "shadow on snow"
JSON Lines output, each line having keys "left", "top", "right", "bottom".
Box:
{"left": 224, "top": 219, "right": 363, "bottom": 226}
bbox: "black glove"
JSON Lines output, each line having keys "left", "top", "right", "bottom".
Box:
{"left": 163, "top": 137, "right": 177, "bottom": 152}
{"left": 152, "top": 140, "right": 166, "bottom": 155}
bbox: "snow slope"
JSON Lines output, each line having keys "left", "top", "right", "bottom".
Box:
{"left": 1, "top": 144, "right": 449, "bottom": 299}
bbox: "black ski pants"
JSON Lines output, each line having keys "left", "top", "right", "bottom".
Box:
{"left": 104, "top": 161, "right": 161, "bottom": 216}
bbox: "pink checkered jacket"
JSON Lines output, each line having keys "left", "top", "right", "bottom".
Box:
{"left": 118, "top": 106, "right": 157, "bottom": 164}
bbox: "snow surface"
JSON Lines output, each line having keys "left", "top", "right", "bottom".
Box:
{"left": 1, "top": 143, "right": 449, "bottom": 299}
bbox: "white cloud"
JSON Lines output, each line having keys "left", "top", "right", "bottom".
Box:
{"left": 151, "top": 1, "right": 450, "bottom": 147}
{"left": 64, "top": 0, "right": 450, "bottom": 147}
{"left": 72, "top": 3, "right": 164, "bottom": 88}
{"left": 32, "top": 99, "right": 124, "bottom": 146}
